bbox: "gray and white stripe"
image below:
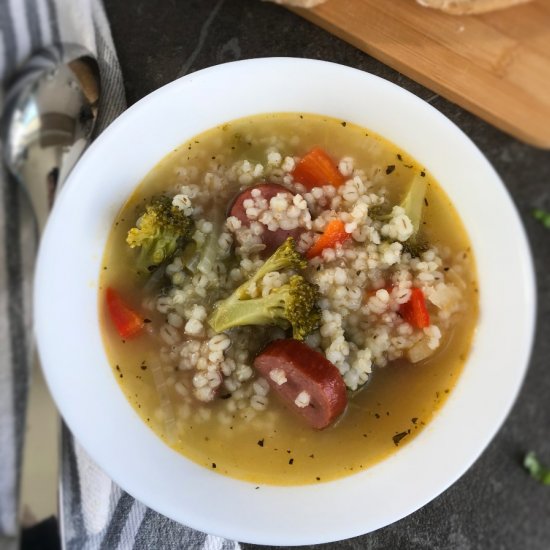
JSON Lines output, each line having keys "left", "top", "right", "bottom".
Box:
{"left": 0, "top": 1, "right": 240, "bottom": 548}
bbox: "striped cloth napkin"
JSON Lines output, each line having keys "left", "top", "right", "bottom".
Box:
{"left": 0, "top": 1, "right": 240, "bottom": 549}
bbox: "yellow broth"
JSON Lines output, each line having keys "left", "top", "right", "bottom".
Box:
{"left": 99, "top": 113, "right": 478, "bottom": 485}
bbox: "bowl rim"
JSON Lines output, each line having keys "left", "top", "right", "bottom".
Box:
{"left": 34, "top": 57, "right": 536, "bottom": 546}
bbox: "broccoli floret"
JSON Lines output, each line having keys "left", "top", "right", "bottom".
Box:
{"left": 401, "top": 238, "right": 429, "bottom": 258}
{"left": 208, "top": 238, "right": 319, "bottom": 340}
{"left": 253, "top": 235, "right": 308, "bottom": 280}
{"left": 126, "top": 196, "right": 194, "bottom": 272}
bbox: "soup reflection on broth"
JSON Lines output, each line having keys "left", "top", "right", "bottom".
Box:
{"left": 100, "top": 113, "right": 478, "bottom": 485}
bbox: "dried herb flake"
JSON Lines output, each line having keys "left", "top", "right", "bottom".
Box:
{"left": 392, "top": 431, "right": 410, "bottom": 446}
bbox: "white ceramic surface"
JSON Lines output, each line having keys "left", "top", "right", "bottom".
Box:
{"left": 34, "top": 58, "right": 535, "bottom": 546}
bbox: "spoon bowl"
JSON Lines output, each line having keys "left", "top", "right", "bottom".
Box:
{"left": 1, "top": 44, "right": 100, "bottom": 231}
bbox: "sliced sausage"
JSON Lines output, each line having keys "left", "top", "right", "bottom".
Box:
{"left": 229, "top": 183, "right": 305, "bottom": 255}
{"left": 254, "top": 339, "right": 347, "bottom": 429}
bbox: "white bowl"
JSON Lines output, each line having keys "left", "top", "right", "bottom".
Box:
{"left": 35, "top": 58, "right": 535, "bottom": 545}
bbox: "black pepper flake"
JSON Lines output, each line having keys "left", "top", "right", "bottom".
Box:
{"left": 316, "top": 477, "right": 321, "bottom": 481}
{"left": 420, "top": 170, "right": 426, "bottom": 177}
{"left": 393, "top": 431, "right": 409, "bottom": 446}
{"left": 411, "top": 417, "right": 418, "bottom": 424}
{"left": 444, "top": 267, "right": 450, "bottom": 272}
{"left": 103, "top": 266, "right": 107, "bottom": 270}
{"left": 143, "top": 318, "right": 152, "bottom": 323}
{"left": 115, "top": 365, "right": 120, "bottom": 372}
{"left": 220, "top": 393, "right": 232, "bottom": 400}
{"left": 257, "top": 439, "right": 265, "bottom": 447}
{"left": 341, "top": 121, "right": 347, "bottom": 127}
{"left": 255, "top": 486, "right": 260, "bottom": 490}
{"left": 386, "top": 165, "right": 395, "bottom": 175}
{"left": 141, "top": 365, "right": 147, "bottom": 370}
{"left": 299, "top": 114, "right": 304, "bottom": 119}
{"left": 374, "top": 413, "right": 380, "bottom": 419}
{"left": 424, "top": 198, "right": 429, "bottom": 207}
{"left": 287, "top": 450, "right": 291, "bottom": 454}
{"left": 211, "top": 463, "right": 216, "bottom": 469}
{"left": 119, "top": 374, "right": 123, "bottom": 378}
{"left": 289, "top": 458, "right": 294, "bottom": 465}
{"left": 309, "top": 454, "right": 315, "bottom": 458}
{"left": 363, "top": 434, "right": 368, "bottom": 438}
{"left": 397, "top": 153, "right": 403, "bottom": 161}
{"left": 386, "top": 411, "right": 390, "bottom": 416}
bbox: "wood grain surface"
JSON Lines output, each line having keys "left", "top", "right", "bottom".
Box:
{"left": 290, "top": 0, "right": 550, "bottom": 148}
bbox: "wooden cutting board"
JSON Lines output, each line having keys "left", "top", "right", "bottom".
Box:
{"left": 290, "top": 0, "right": 550, "bottom": 148}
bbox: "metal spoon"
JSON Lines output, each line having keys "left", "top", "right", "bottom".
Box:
{"left": 0, "top": 43, "right": 100, "bottom": 530}
{"left": 2, "top": 43, "right": 100, "bottom": 231}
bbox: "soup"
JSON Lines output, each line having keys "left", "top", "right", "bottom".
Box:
{"left": 100, "top": 113, "right": 478, "bottom": 485}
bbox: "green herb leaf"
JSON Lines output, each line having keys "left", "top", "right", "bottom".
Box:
{"left": 523, "top": 452, "right": 550, "bottom": 485}
{"left": 533, "top": 209, "right": 550, "bottom": 229}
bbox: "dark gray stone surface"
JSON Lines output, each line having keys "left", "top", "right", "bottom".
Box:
{"left": 103, "top": 1, "right": 550, "bottom": 548}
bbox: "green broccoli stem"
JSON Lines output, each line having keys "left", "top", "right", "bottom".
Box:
{"left": 401, "top": 173, "right": 427, "bottom": 236}
{"left": 209, "top": 291, "right": 289, "bottom": 333}
{"left": 196, "top": 206, "right": 223, "bottom": 275}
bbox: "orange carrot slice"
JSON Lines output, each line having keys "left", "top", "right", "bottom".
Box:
{"left": 306, "top": 219, "right": 350, "bottom": 259}
{"left": 400, "top": 287, "right": 430, "bottom": 329}
{"left": 293, "top": 147, "right": 345, "bottom": 190}
{"left": 106, "top": 287, "right": 144, "bottom": 339}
